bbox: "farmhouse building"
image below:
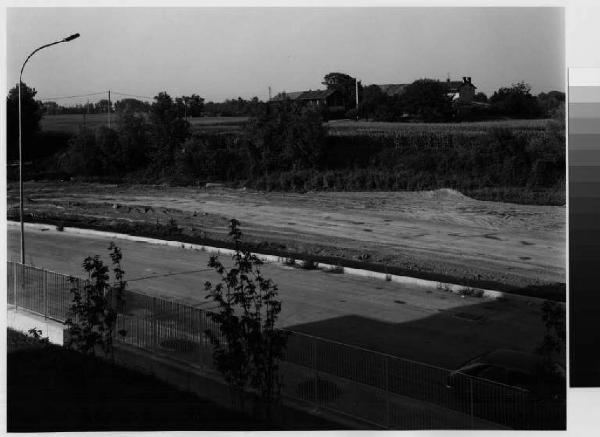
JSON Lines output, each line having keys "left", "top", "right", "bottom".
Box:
{"left": 446, "top": 77, "right": 477, "bottom": 103}
{"left": 376, "top": 77, "right": 477, "bottom": 103}
{"left": 270, "top": 89, "right": 345, "bottom": 110}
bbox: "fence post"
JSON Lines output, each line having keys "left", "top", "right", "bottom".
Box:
{"left": 43, "top": 270, "right": 48, "bottom": 319}
{"left": 13, "top": 262, "right": 18, "bottom": 311}
{"left": 152, "top": 297, "right": 157, "bottom": 352}
{"left": 469, "top": 378, "right": 474, "bottom": 429}
{"left": 312, "top": 337, "right": 319, "bottom": 410}
{"left": 385, "top": 355, "right": 390, "bottom": 428}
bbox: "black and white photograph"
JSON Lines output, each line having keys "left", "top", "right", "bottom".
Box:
{"left": 2, "top": 3, "right": 573, "bottom": 433}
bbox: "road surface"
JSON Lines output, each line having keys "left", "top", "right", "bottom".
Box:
{"left": 7, "top": 225, "right": 547, "bottom": 369}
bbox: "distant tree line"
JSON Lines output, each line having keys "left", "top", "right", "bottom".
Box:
{"left": 354, "top": 78, "right": 564, "bottom": 122}
{"left": 41, "top": 99, "right": 152, "bottom": 115}
{"left": 203, "top": 97, "right": 265, "bottom": 117}
{"left": 41, "top": 95, "right": 264, "bottom": 118}
{"left": 35, "top": 73, "right": 564, "bottom": 123}
{"left": 7, "top": 81, "right": 565, "bottom": 205}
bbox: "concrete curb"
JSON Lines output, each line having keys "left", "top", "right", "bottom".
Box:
{"left": 9, "top": 220, "right": 560, "bottom": 306}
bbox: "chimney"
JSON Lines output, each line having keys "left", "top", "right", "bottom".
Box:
{"left": 467, "top": 77, "right": 472, "bottom": 84}
{"left": 462, "top": 77, "right": 467, "bottom": 83}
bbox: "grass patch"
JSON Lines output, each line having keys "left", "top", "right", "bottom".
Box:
{"left": 7, "top": 329, "right": 272, "bottom": 432}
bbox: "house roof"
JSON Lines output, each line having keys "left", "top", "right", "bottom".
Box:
{"left": 271, "top": 91, "right": 304, "bottom": 101}
{"left": 271, "top": 89, "right": 337, "bottom": 102}
{"left": 377, "top": 79, "right": 477, "bottom": 97}
{"left": 299, "top": 89, "right": 337, "bottom": 100}
{"left": 446, "top": 80, "right": 477, "bottom": 91}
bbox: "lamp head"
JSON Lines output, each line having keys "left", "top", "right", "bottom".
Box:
{"left": 63, "top": 33, "right": 80, "bottom": 42}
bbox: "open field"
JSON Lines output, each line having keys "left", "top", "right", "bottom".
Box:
{"left": 40, "top": 113, "right": 551, "bottom": 136}
{"left": 326, "top": 118, "right": 552, "bottom": 136}
{"left": 8, "top": 181, "right": 565, "bottom": 297}
{"left": 7, "top": 226, "right": 550, "bottom": 370}
{"left": 40, "top": 113, "right": 108, "bottom": 133}
{"left": 40, "top": 113, "right": 249, "bottom": 134}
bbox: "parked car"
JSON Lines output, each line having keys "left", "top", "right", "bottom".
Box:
{"left": 446, "top": 349, "right": 565, "bottom": 401}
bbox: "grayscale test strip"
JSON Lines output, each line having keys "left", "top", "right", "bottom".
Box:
{"left": 569, "top": 69, "right": 600, "bottom": 387}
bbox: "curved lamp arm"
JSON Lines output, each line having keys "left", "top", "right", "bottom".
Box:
{"left": 20, "top": 33, "right": 80, "bottom": 82}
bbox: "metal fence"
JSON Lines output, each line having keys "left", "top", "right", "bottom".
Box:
{"left": 7, "top": 261, "right": 565, "bottom": 430}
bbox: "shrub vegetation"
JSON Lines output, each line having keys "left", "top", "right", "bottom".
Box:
{"left": 11, "top": 86, "right": 565, "bottom": 205}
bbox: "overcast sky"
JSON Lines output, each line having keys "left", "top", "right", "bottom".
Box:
{"left": 6, "top": 7, "right": 564, "bottom": 105}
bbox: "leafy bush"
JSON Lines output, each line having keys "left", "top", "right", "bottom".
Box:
{"left": 148, "top": 92, "right": 190, "bottom": 172}
{"left": 204, "top": 219, "right": 288, "bottom": 417}
{"left": 490, "top": 82, "right": 543, "bottom": 118}
{"left": 42, "top": 89, "right": 564, "bottom": 205}
{"left": 245, "top": 101, "right": 326, "bottom": 176}
{"left": 64, "top": 242, "right": 127, "bottom": 357}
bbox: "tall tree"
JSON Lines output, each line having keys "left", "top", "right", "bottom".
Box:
{"left": 490, "top": 82, "right": 542, "bottom": 118}
{"left": 401, "top": 79, "right": 453, "bottom": 121}
{"left": 114, "top": 98, "right": 150, "bottom": 114}
{"left": 246, "top": 100, "right": 325, "bottom": 177}
{"left": 537, "top": 91, "right": 565, "bottom": 118}
{"left": 6, "top": 82, "right": 42, "bottom": 161}
{"left": 95, "top": 99, "right": 113, "bottom": 114}
{"left": 473, "top": 92, "right": 489, "bottom": 103}
{"left": 357, "top": 85, "right": 406, "bottom": 121}
{"left": 149, "top": 92, "right": 190, "bottom": 172}
{"left": 175, "top": 94, "right": 204, "bottom": 118}
{"left": 116, "top": 109, "right": 150, "bottom": 171}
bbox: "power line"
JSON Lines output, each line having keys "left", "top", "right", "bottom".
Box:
{"left": 111, "top": 91, "right": 154, "bottom": 100}
{"left": 38, "top": 91, "right": 107, "bottom": 101}
{"left": 39, "top": 90, "right": 155, "bottom": 102}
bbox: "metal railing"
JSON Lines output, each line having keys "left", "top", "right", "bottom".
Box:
{"left": 7, "top": 261, "right": 564, "bottom": 430}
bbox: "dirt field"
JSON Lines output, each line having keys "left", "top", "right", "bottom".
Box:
{"left": 8, "top": 181, "right": 565, "bottom": 295}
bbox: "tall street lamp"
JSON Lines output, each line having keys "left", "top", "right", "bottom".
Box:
{"left": 18, "top": 33, "right": 80, "bottom": 264}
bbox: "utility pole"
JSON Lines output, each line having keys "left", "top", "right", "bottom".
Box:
{"left": 107, "top": 90, "right": 111, "bottom": 128}
{"left": 83, "top": 98, "right": 88, "bottom": 129}
{"left": 18, "top": 78, "right": 23, "bottom": 263}
{"left": 268, "top": 86, "right": 272, "bottom": 101}
{"left": 355, "top": 78, "right": 359, "bottom": 120}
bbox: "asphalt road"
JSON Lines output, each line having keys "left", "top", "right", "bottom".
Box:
{"left": 6, "top": 225, "right": 547, "bottom": 369}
